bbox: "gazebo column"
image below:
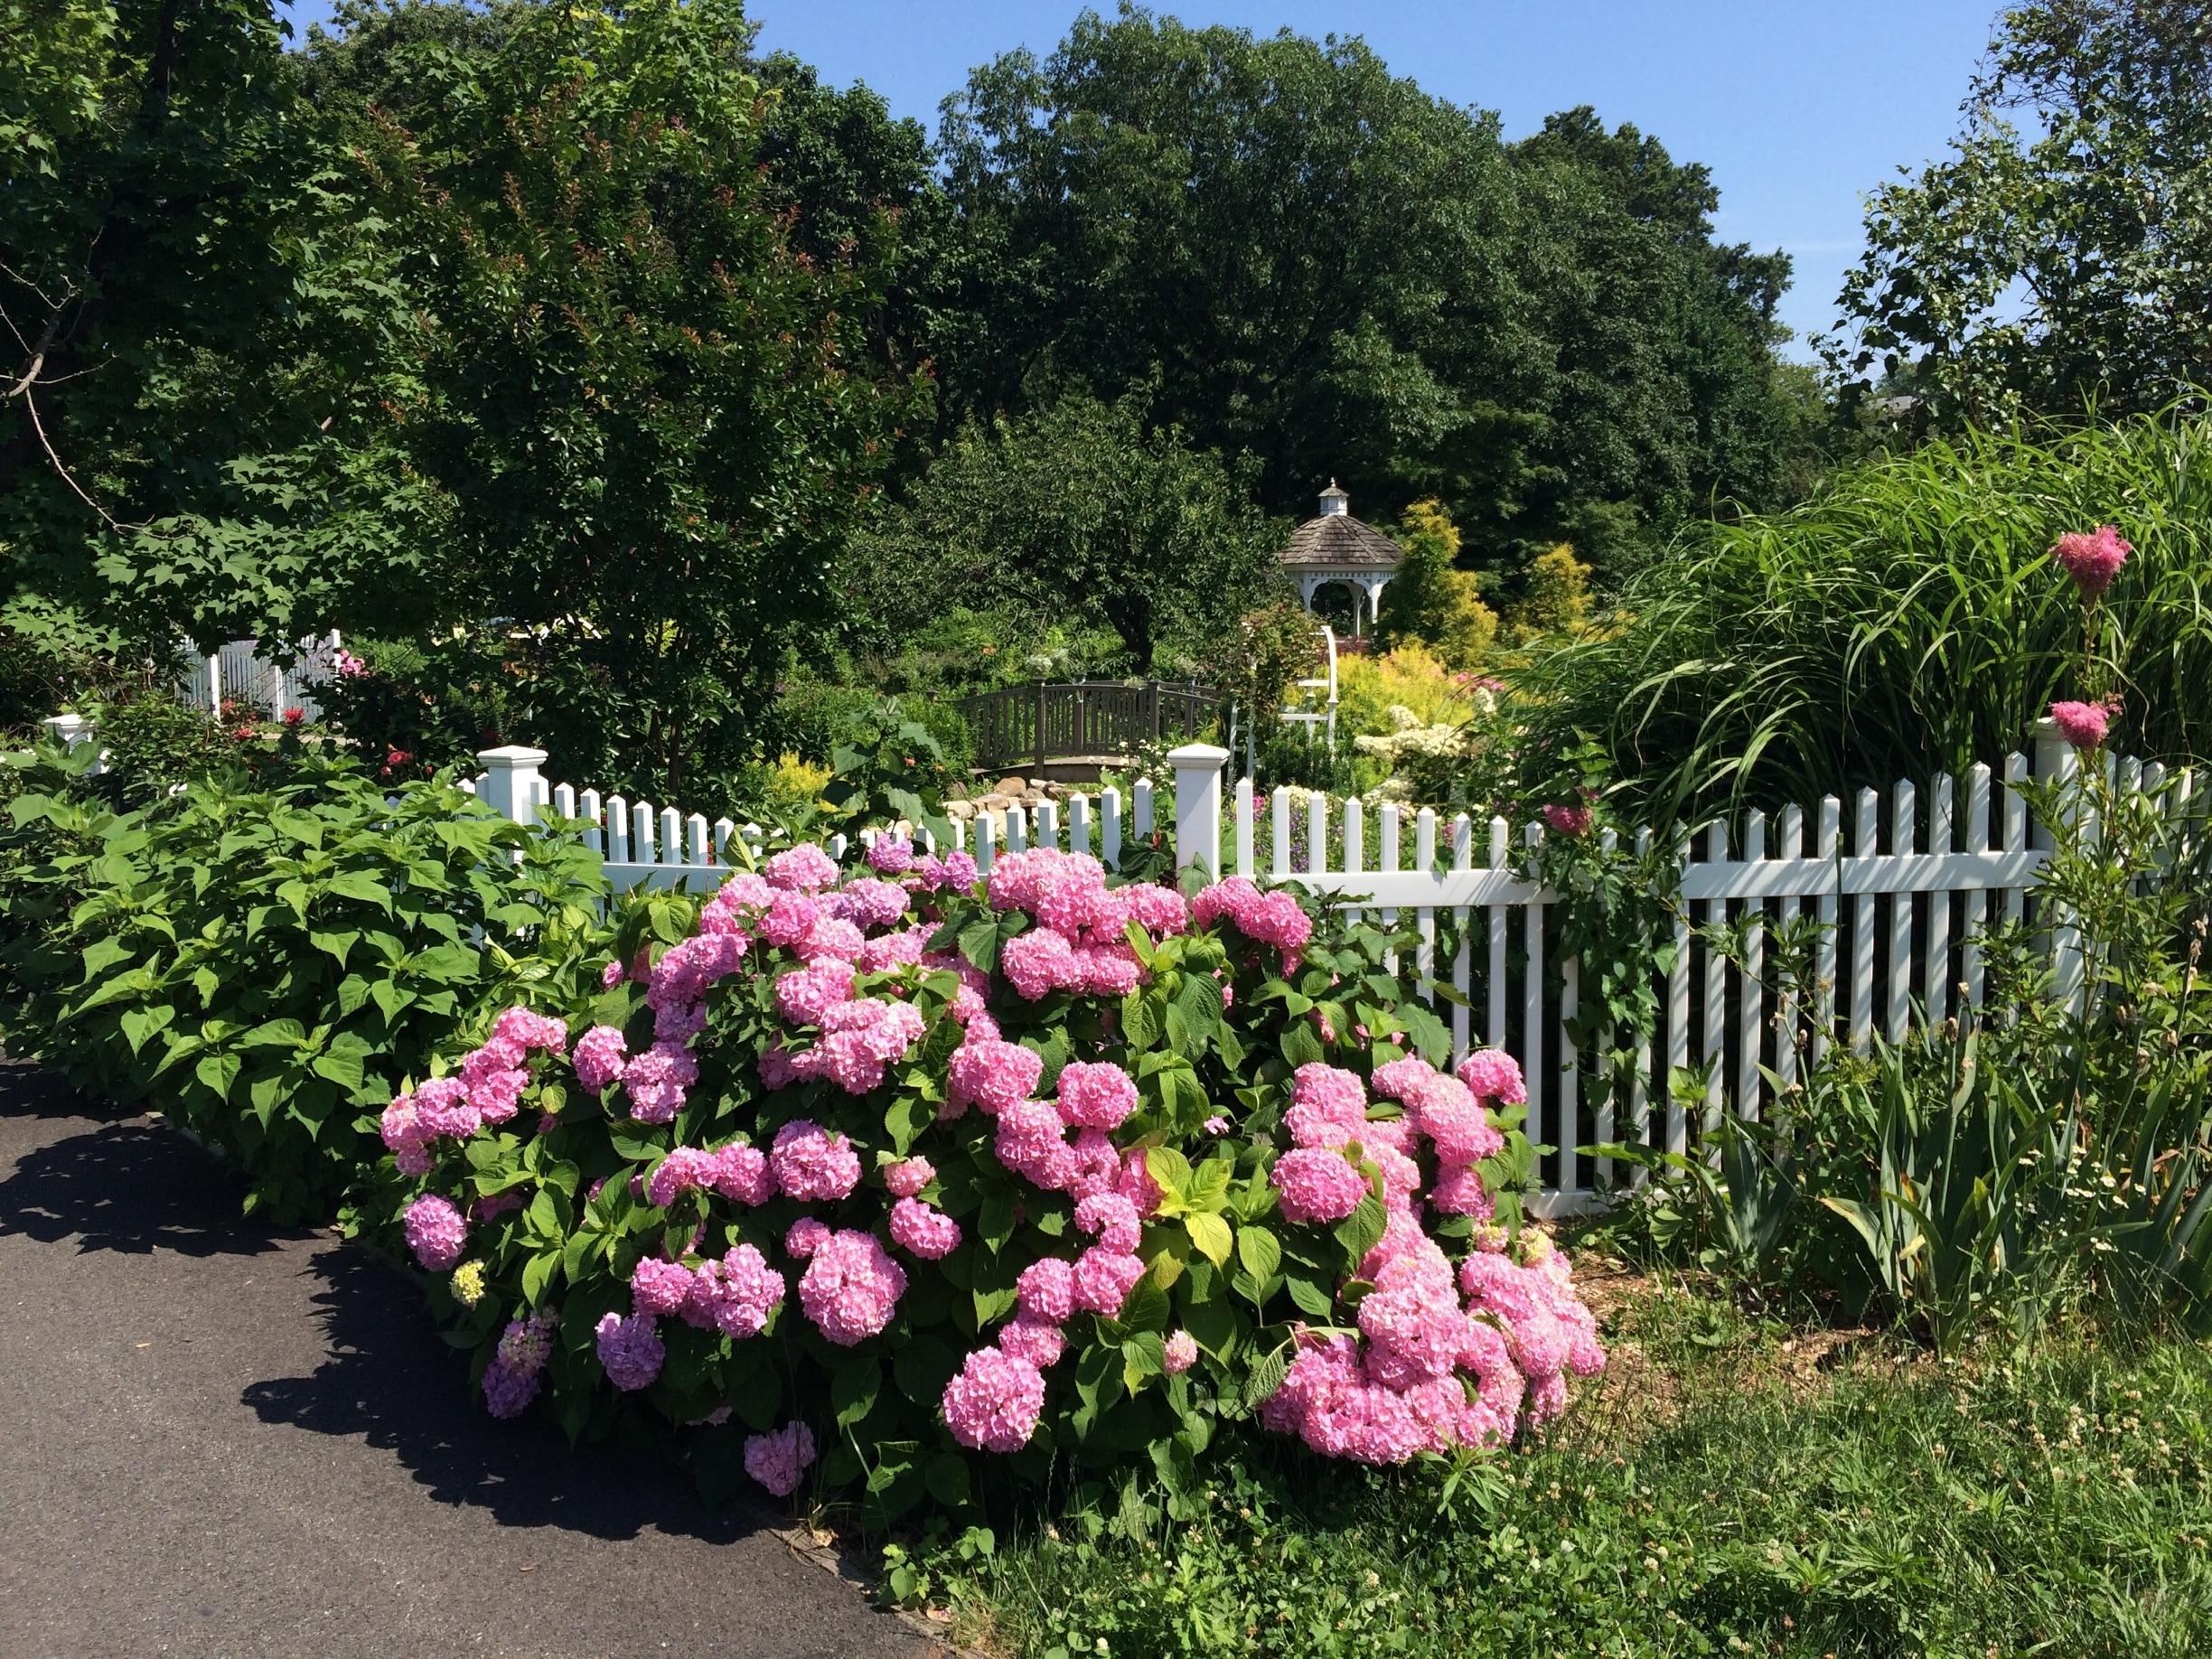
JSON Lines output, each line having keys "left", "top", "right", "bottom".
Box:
{"left": 1363, "top": 576, "right": 1390, "bottom": 633}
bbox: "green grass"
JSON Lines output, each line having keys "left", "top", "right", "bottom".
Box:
{"left": 918, "top": 1280, "right": 2212, "bottom": 1658}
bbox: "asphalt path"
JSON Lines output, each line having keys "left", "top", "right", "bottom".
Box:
{"left": 0, "top": 1060, "right": 935, "bottom": 1659}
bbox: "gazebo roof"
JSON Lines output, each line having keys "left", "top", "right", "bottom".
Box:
{"left": 1279, "top": 481, "right": 1401, "bottom": 570}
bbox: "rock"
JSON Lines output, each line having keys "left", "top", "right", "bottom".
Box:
{"left": 994, "top": 776, "right": 1027, "bottom": 798}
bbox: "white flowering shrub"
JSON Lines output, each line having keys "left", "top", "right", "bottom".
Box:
{"left": 378, "top": 841, "right": 1603, "bottom": 1515}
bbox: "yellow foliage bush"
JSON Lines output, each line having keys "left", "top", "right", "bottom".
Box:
{"left": 760, "top": 752, "right": 831, "bottom": 818}
{"left": 1338, "top": 642, "right": 1484, "bottom": 736}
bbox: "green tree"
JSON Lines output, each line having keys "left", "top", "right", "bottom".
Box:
{"left": 1373, "top": 499, "right": 1495, "bottom": 668}
{"left": 858, "top": 395, "right": 1283, "bottom": 672}
{"left": 327, "top": 0, "right": 923, "bottom": 792}
{"left": 1832, "top": 1, "right": 2212, "bottom": 426}
{"left": 931, "top": 6, "right": 1805, "bottom": 567}
{"left": 0, "top": 0, "right": 436, "bottom": 656}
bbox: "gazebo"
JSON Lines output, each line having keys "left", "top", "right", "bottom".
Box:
{"left": 1279, "top": 481, "right": 1399, "bottom": 635}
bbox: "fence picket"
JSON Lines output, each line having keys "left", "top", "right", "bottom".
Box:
{"left": 1739, "top": 811, "right": 1766, "bottom": 1120}
{"left": 1523, "top": 820, "right": 1546, "bottom": 1165}
{"left": 1070, "top": 793, "right": 1092, "bottom": 858}
{"left": 1449, "top": 811, "right": 1472, "bottom": 1061}
{"left": 1772, "top": 804, "right": 1803, "bottom": 1098}
{"left": 1101, "top": 786, "right": 1121, "bottom": 870}
{"left": 1926, "top": 774, "right": 1954, "bottom": 1026}
{"left": 1665, "top": 826, "right": 1691, "bottom": 1155}
{"left": 1702, "top": 820, "right": 1728, "bottom": 1136}
{"left": 1851, "top": 788, "right": 1879, "bottom": 1053}
{"left": 581, "top": 789, "right": 605, "bottom": 857}
{"left": 1889, "top": 779, "right": 1917, "bottom": 1043}
{"left": 1486, "top": 817, "right": 1509, "bottom": 1051}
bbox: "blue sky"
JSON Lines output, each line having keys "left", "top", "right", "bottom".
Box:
{"left": 282, "top": 0, "right": 2002, "bottom": 355}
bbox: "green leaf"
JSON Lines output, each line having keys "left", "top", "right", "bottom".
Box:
{"left": 193, "top": 1051, "right": 241, "bottom": 1103}
{"left": 1235, "top": 1224, "right": 1281, "bottom": 1284}
{"left": 1283, "top": 1272, "right": 1335, "bottom": 1318}
{"left": 1333, "top": 1194, "right": 1388, "bottom": 1267}
{"left": 1144, "top": 1145, "right": 1194, "bottom": 1203}
{"left": 1242, "top": 1343, "right": 1292, "bottom": 1411}
{"left": 520, "top": 1248, "right": 558, "bottom": 1306}
{"left": 1183, "top": 1212, "right": 1233, "bottom": 1268}
{"left": 924, "top": 1453, "right": 971, "bottom": 1508}
{"left": 1279, "top": 1018, "right": 1325, "bottom": 1070}
{"left": 957, "top": 917, "right": 1001, "bottom": 976}
{"left": 831, "top": 1357, "right": 881, "bottom": 1428}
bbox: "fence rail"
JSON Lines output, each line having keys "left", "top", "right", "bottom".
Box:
{"left": 957, "top": 680, "right": 1224, "bottom": 773}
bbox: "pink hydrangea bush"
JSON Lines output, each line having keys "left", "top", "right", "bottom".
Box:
{"left": 379, "top": 837, "right": 1599, "bottom": 1515}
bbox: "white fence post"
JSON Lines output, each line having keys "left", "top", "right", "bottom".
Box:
{"left": 475, "top": 745, "right": 548, "bottom": 827}
{"left": 1167, "top": 744, "right": 1230, "bottom": 876}
{"left": 42, "top": 713, "right": 102, "bottom": 773}
{"left": 2032, "top": 716, "right": 2085, "bottom": 1012}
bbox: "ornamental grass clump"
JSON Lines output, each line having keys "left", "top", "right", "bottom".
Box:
{"left": 380, "top": 839, "right": 1600, "bottom": 1516}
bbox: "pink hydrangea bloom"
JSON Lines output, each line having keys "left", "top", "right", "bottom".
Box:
{"left": 1457, "top": 1047, "right": 1527, "bottom": 1105}
{"left": 830, "top": 877, "right": 912, "bottom": 932}
{"left": 796, "top": 915, "right": 867, "bottom": 965}
{"left": 686, "top": 1244, "right": 785, "bottom": 1339}
{"left": 1542, "top": 802, "right": 1592, "bottom": 837}
{"left": 1358, "top": 1251, "right": 1466, "bottom": 1382}
{"left": 1065, "top": 1128, "right": 1122, "bottom": 1200}
{"left": 621, "top": 1041, "right": 698, "bottom": 1124}
{"left": 744, "top": 1420, "right": 818, "bottom": 1497}
{"left": 948, "top": 1038, "right": 1043, "bottom": 1116}
{"left": 404, "top": 1195, "right": 467, "bottom": 1271}
{"left": 1030, "top": 855, "right": 1111, "bottom": 937}
{"left": 647, "top": 933, "right": 746, "bottom": 1008}
{"left": 2050, "top": 698, "right": 2115, "bottom": 749}
{"left": 1191, "top": 877, "right": 1261, "bottom": 931}
{"left": 858, "top": 925, "right": 933, "bottom": 973}
{"left": 1241, "top": 890, "right": 1313, "bottom": 952}
{"left": 770, "top": 1120, "right": 862, "bottom": 1202}
{"left": 710, "top": 1141, "right": 774, "bottom": 1205}
{"left": 1000, "top": 928, "right": 1078, "bottom": 999}
{"left": 1054, "top": 1061, "right": 1139, "bottom": 1130}
{"left": 646, "top": 1146, "right": 719, "bottom": 1208}
{"left": 1117, "top": 1147, "right": 1164, "bottom": 1216}
{"left": 1369, "top": 1055, "right": 1440, "bottom": 1105}
{"left": 775, "top": 961, "right": 856, "bottom": 1026}
{"left": 942, "top": 1348, "right": 1047, "bottom": 1452}
{"left": 1428, "top": 1161, "right": 1495, "bottom": 1217}
{"left": 1073, "top": 944, "right": 1142, "bottom": 998}
{"left": 883, "top": 1156, "right": 934, "bottom": 1199}
{"left": 985, "top": 848, "right": 1054, "bottom": 912}
{"left": 1415, "top": 1075, "right": 1504, "bottom": 1164}
{"left": 412, "top": 1076, "right": 478, "bottom": 1140}
{"left": 1071, "top": 1245, "right": 1147, "bottom": 1316}
{"left": 1074, "top": 1192, "right": 1142, "bottom": 1256}
{"left": 492, "top": 1006, "right": 568, "bottom": 1054}
{"left": 867, "top": 836, "right": 914, "bottom": 874}
{"left": 889, "top": 1196, "right": 961, "bottom": 1260}
{"left": 764, "top": 843, "right": 839, "bottom": 894}
{"left": 785, "top": 1216, "right": 832, "bottom": 1259}
{"left": 483, "top": 1358, "right": 542, "bottom": 1419}
{"left": 1016, "top": 1257, "right": 1075, "bottom": 1324}
{"left": 572, "top": 1025, "right": 628, "bottom": 1093}
{"left": 996, "top": 1314, "right": 1066, "bottom": 1369}
{"left": 797, "top": 1229, "right": 907, "bottom": 1345}
{"left": 995, "top": 1098, "right": 1073, "bottom": 1190}
{"left": 2052, "top": 524, "right": 2131, "bottom": 598}
{"left": 758, "top": 1038, "right": 805, "bottom": 1092}
{"left": 1126, "top": 885, "right": 1189, "bottom": 937}
{"left": 631, "top": 1255, "right": 696, "bottom": 1318}
{"left": 1285, "top": 1064, "right": 1368, "bottom": 1148}
{"left": 759, "top": 890, "right": 821, "bottom": 949}
{"left": 1271, "top": 1148, "right": 1368, "bottom": 1224}
{"left": 1162, "top": 1330, "right": 1199, "bottom": 1374}
{"left": 594, "top": 1311, "right": 664, "bottom": 1391}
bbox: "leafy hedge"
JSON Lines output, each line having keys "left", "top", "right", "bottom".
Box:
{"left": 380, "top": 840, "right": 1604, "bottom": 1517}
{"left": 0, "top": 740, "right": 606, "bottom": 1223}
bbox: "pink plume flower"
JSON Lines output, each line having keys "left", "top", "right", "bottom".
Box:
{"left": 2052, "top": 524, "right": 2131, "bottom": 599}
{"left": 2049, "top": 698, "right": 2116, "bottom": 750}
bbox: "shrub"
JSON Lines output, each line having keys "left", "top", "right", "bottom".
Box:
{"left": 376, "top": 842, "right": 1603, "bottom": 1517}
{"left": 1517, "top": 413, "right": 2212, "bottom": 818}
{"left": 0, "top": 745, "right": 608, "bottom": 1223}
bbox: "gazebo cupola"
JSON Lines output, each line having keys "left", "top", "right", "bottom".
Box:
{"left": 1278, "top": 479, "right": 1400, "bottom": 635}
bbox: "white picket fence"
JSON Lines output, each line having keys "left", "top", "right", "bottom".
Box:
{"left": 176, "top": 633, "right": 343, "bottom": 721}
{"left": 449, "top": 725, "right": 2165, "bottom": 1216}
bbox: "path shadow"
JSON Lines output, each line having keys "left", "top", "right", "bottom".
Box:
{"left": 0, "top": 1114, "right": 283, "bottom": 1258}
{"left": 0, "top": 1055, "right": 126, "bottom": 1122}
{"left": 243, "top": 1248, "right": 773, "bottom": 1546}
